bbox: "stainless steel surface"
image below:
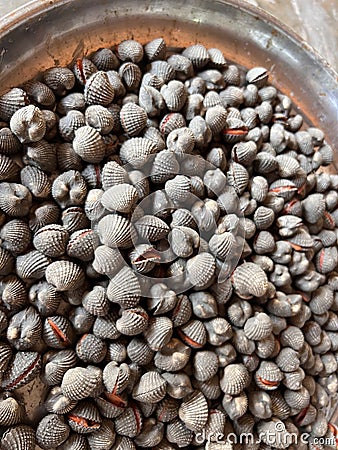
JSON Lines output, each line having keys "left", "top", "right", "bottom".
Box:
{"left": 0, "top": 0, "right": 337, "bottom": 152}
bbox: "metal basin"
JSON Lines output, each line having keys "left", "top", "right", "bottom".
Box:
{"left": 0, "top": 0, "right": 337, "bottom": 152}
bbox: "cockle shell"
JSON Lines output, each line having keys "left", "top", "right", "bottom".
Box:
{"left": 0, "top": 126, "right": 22, "bottom": 155}
{"left": 52, "top": 170, "right": 87, "bottom": 209}
{"left": 220, "top": 364, "right": 250, "bottom": 395}
{"left": 132, "top": 371, "right": 167, "bottom": 403}
{"left": 90, "top": 48, "right": 119, "bottom": 70}
{"left": 0, "top": 392, "right": 23, "bottom": 426}
{"left": 0, "top": 88, "right": 29, "bottom": 122}
{"left": 0, "top": 154, "right": 20, "bottom": 180}
{"left": 98, "top": 213, "right": 136, "bottom": 249}
{"left": 16, "top": 250, "right": 50, "bottom": 281}
{"left": 45, "top": 260, "right": 84, "bottom": 291}
{"left": 119, "top": 137, "right": 157, "bottom": 168}
{"left": 134, "top": 214, "right": 170, "bottom": 242}
{"left": 107, "top": 266, "right": 141, "bottom": 307}
{"left": 61, "top": 365, "right": 103, "bottom": 401}
{"left": 36, "top": 413, "right": 70, "bottom": 449}
{"left": 42, "top": 349, "right": 77, "bottom": 386}
{"left": 0, "top": 425, "right": 36, "bottom": 450}
{"left": 20, "top": 165, "right": 52, "bottom": 198}
{"left": 67, "top": 400, "right": 101, "bottom": 434}
{"left": 33, "top": 224, "right": 69, "bottom": 257}
{"left": 0, "top": 247, "right": 14, "bottom": 275}
{"left": 177, "top": 319, "right": 207, "bottom": 349}
{"left": 44, "top": 386, "right": 77, "bottom": 415}
{"left": 186, "top": 252, "right": 216, "bottom": 287}
{"left": 194, "top": 350, "right": 219, "bottom": 382}
{"left": 43, "top": 315, "right": 74, "bottom": 349}
{"left": 1, "top": 351, "right": 41, "bottom": 391}
{"left": 1, "top": 275, "right": 27, "bottom": 311}
{"left": 0, "top": 182, "right": 32, "bottom": 217}
{"left": 118, "top": 39, "right": 144, "bottom": 63}
{"left": 84, "top": 71, "right": 115, "bottom": 106}
{"left": 10, "top": 105, "right": 46, "bottom": 144}
{"left": 114, "top": 405, "right": 143, "bottom": 438}
{"left": 59, "top": 110, "right": 86, "bottom": 142}
{"left": 116, "top": 306, "right": 149, "bottom": 336}
{"left": 143, "top": 316, "right": 173, "bottom": 351}
{"left": 231, "top": 262, "right": 268, "bottom": 298}
{"left": 127, "top": 337, "right": 153, "bottom": 366}
{"left": 101, "top": 160, "right": 129, "bottom": 191}
{"left": 178, "top": 390, "right": 208, "bottom": 432}
{"left": 243, "top": 312, "right": 272, "bottom": 340}
{"left": 73, "top": 126, "right": 106, "bottom": 163}
{"left": 6, "top": 306, "right": 42, "bottom": 351}
{"left": 43, "top": 66, "right": 75, "bottom": 95}
{"left": 87, "top": 419, "right": 116, "bottom": 450}
{"left": 255, "top": 361, "right": 284, "bottom": 390}
{"left": 103, "top": 361, "right": 130, "bottom": 394}
{"left": 76, "top": 333, "right": 107, "bottom": 364}
{"left": 101, "top": 184, "right": 138, "bottom": 213}
{"left": 119, "top": 62, "right": 142, "bottom": 91}
{"left": 144, "top": 37, "right": 166, "bottom": 61}
{"left": 1, "top": 219, "right": 31, "bottom": 254}
{"left": 120, "top": 102, "right": 147, "bottom": 136}
{"left": 85, "top": 105, "right": 114, "bottom": 134}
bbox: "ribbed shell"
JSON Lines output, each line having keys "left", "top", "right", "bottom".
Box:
{"left": 43, "top": 315, "right": 74, "bottom": 349}
{"left": 101, "top": 184, "right": 138, "bottom": 214}
{"left": 20, "top": 165, "right": 51, "bottom": 198}
{"left": 0, "top": 88, "right": 29, "bottom": 122}
{"left": 62, "top": 206, "right": 90, "bottom": 233}
{"left": 127, "top": 337, "right": 154, "bottom": 366}
{"left": 45, "top": 386, "right": 77, "bottom": 415}
{"left": 1, "top": 219, "right": 31, "bottom": 254}
{"left": 0, "top": 425, "right": 36, "bottom": 450}
{"left": 182, "top": 44, "right": 209, "bottom": 69}
{"left": 0, "top": 393, "right": 23, "bottom": 426}
{"left": 92, "top": 245, "right": 124, "bottom": 277}
{"left": 134, "top": 214, "right": 170, "bottom": 242}
{"left": 243, "top": 312, "right": 272, "bottom": 340}
{"left": 16, "top": 250, "right": 50, "bottom": 281}
{"left": 76, "top": 333, "right": 107, "bottom": 364}
{"left": 0, "top": 127, "right": 22, "bottom": 155}
{"left": 193, "top": 350, "right": 219, "bottom": 382}
{"left": 59, "top": 110, "right": 86, "bottom": 142}
{"left": 45, "top": 260, "right": 84, "bottom": 291}
{"left": 1, "top": 275, "right": 27, "bottom": 312}
{"left": 119, "top": 137, "right": 157, "bottom": 168}
{"left": 159, "top": 112, "right": 186, "bottom": 134}
{"left": 119, "top": 62, "right": 142, "bottom": 91}
{"left": 103, "top": 361, "right": 130, "bottom": 394}
{"left": 36, "top": 414, "right": 70, "bottom": 449}
{"left": 43, "top": 67, "right": 75, "bottom": 95}
{"left": 0, "top": 182, "right": 32, "bottom": 217}
{"left": 116, "top": 306, "right": 149, "bottom": 336}
{"left": 1, "top": 351, "right": 41, "bottom": 391}
{"left": 232, "top": 262, "right": 268, "bottom": 298}
{"left": 132, "top": 371, "right": 167, "bottom": 403}
{"left": 6, "top": 306, "right": 41, "bottom": 351}
{"left": 186, "top": 252, "right": 216, "bottom": 287}
{"left": 177, "top": 319, "right": 207, "bottom": 349}
{"left": 42, "top": 349, "right": 77, "bottom": 386}
{"left": 0, "top": 247, "right": 14, "bottom": 276}
{"left": 114, "top": 405, "right": 143, "bottom": 438}
{"left": 67, "top": 228, "right": 99, "bottom": 261}
{"left": 33, "top": 224, "right": 69, "bottom": 257}
{"left": 220, "top": 363, "right": 250, "bottom": 395}
{"left": 61, "top": 366, "right": 103, "bottom": 401}
{"left": 178, "top": 390, "right": 208, "bottom": 432}
{"left": 98, "top": 214, "right": 136, "bottom": 249}
{"left": 118, "top": 39, "right": 144, "bottom": 63}
{"left": 73, "top": 126, "right": 106, "bottom": 163}
{"left": 144, "top": 37, "right": 166, "bottom": 61}
{"left": 0, "top": 154, "right": 20, "bottom": 180}
{"left": 143, "top": 316, "right": 173, "bottom": 351}
{"left": 85, "top": 105, "right": 114, "bottom": 134}
{"left": 10, "top": 105, "right": 46, "bottom": 144}
{"left": 120, "top": 102, "right": 147, "bottom": 136}
{"left": 84, "top": 71, "right": 114, "bottom": 106}
{"left": 166, "top": 418, "right": 193, "bottom": 447}
{"left": 208, "top": 232, "right": 236, "bottom": 261}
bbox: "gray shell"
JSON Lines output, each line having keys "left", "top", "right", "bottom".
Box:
{"left": 0, "top": 425, "right": 36, "bottom": 450}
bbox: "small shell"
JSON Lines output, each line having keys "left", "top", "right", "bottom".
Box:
{"left": 76, "top": 333, "right": 107, "bottom": 363}
{"left": 101, "top": 160, "right": 129, "bottom": 191}
{"left": 90, "top": 48, "right": 119, "bottom": 71}
{"left": 167, "top": 54, "right": 194, "bottom": 80}
{"left": 0, "top": 425, "right": 36, "bottom": 450}
{"left": 82, "top": 285, "right": 109, "bottom": 317}
{"left": 33, "top": 224, "right": 69, "bottom": 257}
{"left": 232, "top": 262, "right": 268, "bottom": 298}
{"left": 101, "top": 184, "right": 138, "bottom": 213}
{"left": 106, "top": 71, "right": 127, "bottom": 99}
{"left": 0, "top": 88, "right": 29, "bottom": 122}
{"left": 24, "top": 139, "right": 57, "bottom": 172}
{"left": 0, "top": 392, "right": 23, "bottom": 426}
{"left": 45, "top": 260, "right": 84, "bottom": 291}
{"left": 36, "top": 414, "right": 70, "bottom": 449}
{"left": 92, "top": 245, "right": 124, "bottom": 278}
{"left": 255, "top": 361, "right": 284, "bottom": 390}
{"left": 0, "top": 247, "right": 14, "bottom": 275}
{"left": 42, "top": 349, "right": 77, "bottom": 386}
{"left": 132, "top": 371, "right": 167, "bottom": 403}
{"left": 119, "top": 62, "right": 142, "bottom": 91}
{"left": 45, "top": 386, "right": 77, "bottom": 415}
{"left": 1, "top": 275, "right": 27, "bottom": 311}
{"left": 6, "top": 306, "right": 42, "bottom": 351}
{"left": 119, "top": 137, "right": 157, "bottom": 168}
{"left": 193, "top": 350, "right": 219, "bottom": 382}
{"left": 177, "top": 319, "right": 207, "bottom": 349}
{"left": 178, "top": 390, "right": 208, "bottom": 432}
{"left": 149, "top": 60, "right": 176, "bottom": 82}
{"left": 243, "top": 312, "right": 272, "bottom": 341}
{"left": 16, "top": 250, "right": 50, "bottom": 281}
{"left": 43, "top": 315, "right": 74, "bottom": 349}
{"left": 0, "top": 182, "right": 32, "bottom": 217}
{"left": 52, "top": 170, "right": 87, "bottom": 209}
{"left": 0, "top": 154, "right": 20, "bottom": 180}
{"left": 118, "top": 39, "right": 144, "bottom": 63}
{"left": 309, "top": 285, "right": 334, "bottom": 314}
{"left": 67, "top": 400, "right": 101, "bottom": 434}
{"left": 114, "top": 405, "right": 143, "bottom": 438}
{"left": 1, "top": 219, "right": 31, "bottom": 254}
{"left": 160, "top": 80, "right": 187, "bottom": 112}
{"left": 186, "top": 252, "right": 216, "bottom": 287}
{"left": 208, "top": 231, "right": 237, "bottom": 261}
{"left": 220, "top": 364, "right": 250, "bottom": 395}
{"left": 227, "top": 161, "right": 249, "bottom": 195}
{"left": 61, "top": 366, "right": 103, "bottom": 401}
{"left": 143, "top": 316, "right": 173, "bottom": 351}
{"left": 182, "top": 44, "right": 209, "bottom": 69}
{"left": 62, "top": 206, "right": 90, "bottom": 233}
{"left": 57, "top": 93, "right": 86, "bottom": 115}
{"left": 20, "top": 165, "right": 52, "bottom": 198}
{"left": 59, "top": 110, "right": 86, "bottom": 142}
{"left": 73, "top": 125, "right": 106, "bottom": 163}
{"left": 85, "top": 105, "right": 114, "bottom": 134}
{"left": 87, "top": 419, "right": 116, "bottom": 450}
{"left": 84, "top": 71, "right": 115, "bottom": 106}
{"left": 276, "top": 347, "right": 300, "bottom": 372}
{"left": 205, "top": 105, "right": 228, "bottom": 134}
{"left": 43, "top": 67, "right": 75, "bottom": 95}
{"left": 116, "top": 306, "right": 149, "bottom": 336}
{"left": 2, "top": 351, "right": 41, "bottom": 391}
{"left": 67, "top": 228, "right": 99, "bottom": 261}
{"left": 284, "top": 386, "right": 310, "bottom": 410}
{"left": 120, "top": 102, "right": 147, "bottom": 136}
{"left": 10, "top": 104, "right": 46, "bottom": 144}
{"left": 144, "top": 38, "right": 167, "bottom": 61}
{"left": 160, "top": 112, "right": 186, "bottom": 135}
{"left": 134, "top": 214, "right": 170, "bottom": 242}
{"left": 0, "top": 127, "right": 22, "bottom": 155}
{"left": 98, "top": 213, "right": 136, "bottom": 248}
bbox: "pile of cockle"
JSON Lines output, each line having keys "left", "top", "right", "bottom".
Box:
{"left": 0, "top": 37, "right": 337, "bottom": 450}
